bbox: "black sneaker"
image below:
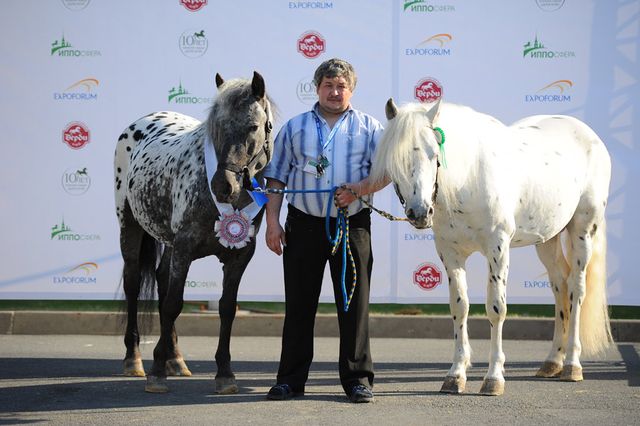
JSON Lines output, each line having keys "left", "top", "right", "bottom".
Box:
{"left": 347, "top": 384, "right": 374, "bottom": 403}
{"left": 266, "top": 383, "right": 304, "bottom": 400}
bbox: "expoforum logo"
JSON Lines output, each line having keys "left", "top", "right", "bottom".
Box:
{"left": 61, "top": 0, "right": 91, "bottom": 11}
{"left": 525, "top": 80, "right": 573, "bottom": 103}
{"left": 523, "top": 34, "right": 575, "bottom": 59}
{"left": 53, "top": 262, "right": 98, "bottom": 284}
{"left": 51, "top": 218, "right": 100, "bottom": 241}
{"left": 168, "top": 81, "right": 213, "bottom": 104}
{"left": 180, "top": 0, "right": 207, "bottom": 12}
{"left": 403, "top": 0, "right": 455, "bottom": 12}
{"left": 51, "top": 34, "right": 101, "bottom": 57}
{"left": 179, "top": 29, "right": 208, "bottom": 58}
{"left": 62, "top": 167, "right": 91, "bottom": 195}
{"left": 54, "top": 78, "right": 99, "bottom": 101}
{"left": 288, "top": 1, "right": 333, "bottom": 9}
{"left": 406, "top": 33, "right": 452, "bottom": 56}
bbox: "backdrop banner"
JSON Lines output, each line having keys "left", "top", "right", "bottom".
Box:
{"left": 1, "top": 0, "right": 638, "bottom": 305}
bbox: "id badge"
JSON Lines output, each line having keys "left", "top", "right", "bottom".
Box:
{"left": 303, "top": 155, "right": 331, "bottom": 178}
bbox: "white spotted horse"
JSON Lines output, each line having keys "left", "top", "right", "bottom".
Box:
{"left": 371, "top": 98, "right": 613, "bottom": 395}
{"left": 114, "top": 72, "right": 274, "bottom": 393}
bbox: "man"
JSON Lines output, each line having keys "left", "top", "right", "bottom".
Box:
{"left": 264, "top": 58, "right": 386, "bottom": 403}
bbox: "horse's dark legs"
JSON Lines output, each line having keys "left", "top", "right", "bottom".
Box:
{"left": 120, "top": 207, "right": 147, "bottom": 377}
{"left": 214, "top": 252, "right": 253, "bottom": 394}
{"left": 156, "top": 247, "right": 191, "bottom": 376}
{"left": 145, "top": 243, "right": 191, "bottom": 393}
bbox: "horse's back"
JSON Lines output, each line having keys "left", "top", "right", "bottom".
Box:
{"left": 114, "top": 111, "right": 204, "bottom": 242}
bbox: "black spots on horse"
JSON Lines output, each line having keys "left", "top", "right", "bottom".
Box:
{"left": 493, "top": 257, "right": 497, "bottom": 264}
{"left": 146, "top": 123, "right": 157, "bottom": 132}
{"left": 497, "top": 245, "right": 501, "bottom": 253}
{"left": 554, "top": 285, "right": 559, "bottom": 293}
{"left": 570, "top": 292, "right": 573, "bottom": 302}
{"left": 558, "top": 347, "right": 562, "bottom": 352}
{"left": 456, "top": 297, "right": 461, "bottom": 303}
{"left": 128, "top": 179, "right": 135, "bottom": 190}
{"left": 577, "top": 259, "right": 581, "bottom": 267}
{"left": 129, "top": 124, "right": 135, "bottom": 131}
{"left": 117, "top": 167, "right": 122, "bottom": 173}
{"left": 119, "top": 133, "right": 128, "bottom": 141}
{"left": 454, "top": 209, "right": 464, "bottom": 214}
{"left": 454, "top": 333, "right": 458, "bottom": 340}
{"left": 591, "top": 223, "right": 598, "bottom": 236}
{"left": 126, "top": 146, "right": 132, "bottom": 152}
{"left": 493, "top": 305, "right": 499, "bottom": 314}
{"left": 528, "top": 125, "right": 540, "bottom": 130}
{"left": 133, "top": 130, "right": 145, "bottom": 141}
{"left": 491, "top": 275, "right": 496, "bottom": 283}
{"left": 453, "top": 315, "right": 457, "bottom": 320}
{"left": 167, "top": 133, "right": 177, "bottom": 137}
{"left": 528, "top": 215, "right": 534, "bottom": 221}
{"left": 560, "top": 310, "right": 564, "bottom": 320}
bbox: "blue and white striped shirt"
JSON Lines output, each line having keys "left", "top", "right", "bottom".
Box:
{"left": 264, "top": 103, "right": 384, "bottom": 218}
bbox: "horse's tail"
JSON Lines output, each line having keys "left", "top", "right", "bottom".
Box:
{"left": 137, "top": 231, "right": 161, "bottom": 335}
{"left": 579, "top": 218, "right": 613, "bottom": 356}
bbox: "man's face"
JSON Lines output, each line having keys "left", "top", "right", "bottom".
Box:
{"left": 316, "top": 76, "right": 353, "bottom": 115}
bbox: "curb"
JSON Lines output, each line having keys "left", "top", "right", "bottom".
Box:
{"left": 0, "top": 311, "right": 638, "bottom": 341}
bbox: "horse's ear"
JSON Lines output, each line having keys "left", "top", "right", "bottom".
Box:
{"left": 251, "top": 71, "right": 266, "bottom": 99}
{"left": 426, "top": 98, "right": 441, "bottom": 123}
{"left": 215, "top": 73, "right": 224, "bottom": 89}
{"left": 385, "top": 98, "right": 398, "bottom": 120}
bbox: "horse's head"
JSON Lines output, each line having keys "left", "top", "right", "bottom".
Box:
{"left": 208, "top": 71, "right": 273, "bottom": 204}
{"left": 371, "top": 98, "right": 442, "bottom": 229}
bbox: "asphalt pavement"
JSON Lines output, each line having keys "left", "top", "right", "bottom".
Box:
{"left": 0, "top": 335, "right": 638, "bottom": 425}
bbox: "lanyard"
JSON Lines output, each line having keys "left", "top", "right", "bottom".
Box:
{"left": 313, "top": 110, "right": 349, "bottom": 153}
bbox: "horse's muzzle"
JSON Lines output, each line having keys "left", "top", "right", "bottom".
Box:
{"left": 406, "top": 205, "right": 434, "bottom": 229}
{"left": 212, "top": 169, "right": 242, "bottom": 204}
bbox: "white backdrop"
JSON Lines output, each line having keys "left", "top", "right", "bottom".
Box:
{"left": 1, "top": 0, "right": 639, "bottom": 305}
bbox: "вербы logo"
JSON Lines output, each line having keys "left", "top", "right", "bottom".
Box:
{"left": 297, "top": 31, "right": 326, "bottom": 59}
{"left": 413, "top": 262, "right": 442, "bottom": 290}
{"left": 62, "top": 122, "right": 90, "bottom": 149}
{"left": 414, "top": 78, "right": 443, "bottom": 103}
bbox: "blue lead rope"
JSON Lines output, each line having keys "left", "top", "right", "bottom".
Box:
{"left": 257, "top": 186, "right": 356, "bottom": 312}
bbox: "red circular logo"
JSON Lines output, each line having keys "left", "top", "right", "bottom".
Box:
{"left": 414, "top": 78, "right": 443, "bottom": 103}
{"left": 62, "top": 122, "right": 90, "bottom": 150}
{"left": 413, "top": 262, "right": 442, "bottom": 291}
{"left": 297, "top": 31, "right": 326, "bottom": 59}
{"left": 180, "top": 0, "right": 207, "bottom": 11}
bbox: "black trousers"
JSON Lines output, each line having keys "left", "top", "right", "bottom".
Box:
{"left": 276, "top": 205, "right": 374, "bottom": 394}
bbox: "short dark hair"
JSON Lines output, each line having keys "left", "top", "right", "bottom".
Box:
{"left": 313, "top": 58, "right": 357, "bottom": 91}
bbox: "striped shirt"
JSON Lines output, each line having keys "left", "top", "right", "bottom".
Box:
{"left": 264, "top": 103, "right": 384, "bottom": 218}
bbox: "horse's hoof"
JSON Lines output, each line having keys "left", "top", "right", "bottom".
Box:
{"left": 560, "top": 365, "right": 583, "bottom": 382}
{"left": 145, "top": 376, "right": 169, "bottom": 393}
{"left": 215, "top": 376, "right": 239, "bottom": 394}
{"left": 166, "top": 358, "right": 192, "bottom": 376}
{"left": 479, "top": 378, "right": 505, "bottom": 396}
{"left": 123, "top": 358, "right": 145, "bottom": 377}
{"left": 535, "top": 361, "right": 563, "bottom": 378}
{"left": 440, "top": 376, "right": 466, "bottom": 394}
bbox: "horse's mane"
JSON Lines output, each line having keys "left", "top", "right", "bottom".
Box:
{"left": 371, "top": 101, "right": 502, "bottom": 213}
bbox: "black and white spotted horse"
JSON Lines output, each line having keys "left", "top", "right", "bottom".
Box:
{"left": 114, "top": 72, "right": 273, "bottom": 393}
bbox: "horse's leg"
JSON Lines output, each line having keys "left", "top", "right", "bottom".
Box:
{"left": 156, "top": 247, "right": 191, "bottom": 377}
{"left": 534, "top": 235, "right": 570, "bottom": 378}
{"left": 120, "top": 205, "right": 147, "bottom": 377}
{"left": 215, "top": 250, "right": 253, "bottom": 394}
{"left": 480, "top": 230, "right": 512, "bottom": 396}
{"left": 561, "top": 221, "right": 596, "bottom": 382}
{"left": 438, "top": 247, "right": 472, "bottom": 394}
{"left": 145, "top": 241, "right": 191, "bottom": 393}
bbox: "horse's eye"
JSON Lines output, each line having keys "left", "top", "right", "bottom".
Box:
{"left": 249, "top": 125, "right": 259, "bottom": 132}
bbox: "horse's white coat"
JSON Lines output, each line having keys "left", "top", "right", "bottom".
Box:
{"left": 372, "top": 101, "right": 613, "bottom": 394}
